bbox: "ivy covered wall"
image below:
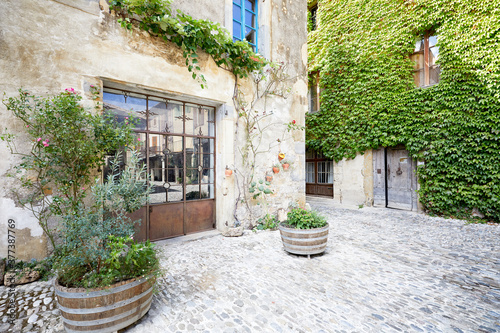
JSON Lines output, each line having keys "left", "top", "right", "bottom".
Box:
{"left": 306, "top": 0, "right": 500, "bottom": 222}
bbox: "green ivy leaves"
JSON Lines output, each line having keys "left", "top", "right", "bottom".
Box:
{"left": 109, "top": 0, "right": 267, "bottom": 87}
{"left": 307, "top": 0, "right": 500, "bottom": 222}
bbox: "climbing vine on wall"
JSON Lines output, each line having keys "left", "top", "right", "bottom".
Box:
{"left": 306, "top": 0, "right": 500, "bottom": 222}
{"left": 109, "top": 0, "right": 266, "bottom": 87}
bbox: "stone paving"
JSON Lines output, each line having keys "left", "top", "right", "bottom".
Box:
{"left": 1, "top": 197, "right": 499, "bottom": 332}
{"left": 0, "top": 280, "right": 62, "bottom": 333}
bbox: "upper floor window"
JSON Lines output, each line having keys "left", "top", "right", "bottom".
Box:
{"left": 233, "top": 0, "right": 258, "bottom": 51}
{"left": 411, "top": 34, "right": 440, "bottom": 87}
{"left": 310, "top": 5, "right": 318, "bottom": 31}
{"left": 309, "top": 72, "right": 320, "bottom": 113}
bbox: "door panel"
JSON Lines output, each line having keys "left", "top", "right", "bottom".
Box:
{"left": 316, "top": 185, "right": 334, "bottom": 196}
{"left": 372, "top": 147, "right": 417, "bottom": 211}
{"left": 149, "top": 203, "right": 184, "bottom": 241}
{"left": 373, "top": 148, "right": 386, "bottom": 207}
{"left": 128, "top": 207, "right": 147, "bottom": 242}
{"left": 387, "top": 148, "right": 412, "bottom": 210}
{"left": 184, "top": 200, "right": 215, "bottom": 234}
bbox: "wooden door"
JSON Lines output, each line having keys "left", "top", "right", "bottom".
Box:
{"left": 373, "top": 148, "right": 386, "bottom": 207}
{"left": 372, "top": 147, "right": 417, "bottom": 211}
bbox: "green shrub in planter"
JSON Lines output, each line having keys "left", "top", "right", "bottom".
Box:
{"left": 286, "top": 208, "right": 327, "bottom": 229}
{"left": 54, "top": 152, "right": 160, "bottom": 289}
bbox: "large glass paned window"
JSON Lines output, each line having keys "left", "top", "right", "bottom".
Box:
{"left": 411, "top": 34, "right": 439, "bottom": 87}
{"left": 103, "top": 88, "right": 216, "bottom": 204}
{"left": 233, "top": 0, "right": 258, "bottom": 51}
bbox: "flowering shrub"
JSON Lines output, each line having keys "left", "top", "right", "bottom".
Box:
{"left": 2, "top": 88, "right": 159, "bottom": 288}
{"left": 2, "top": 88, "right": 137, "bottom": 250}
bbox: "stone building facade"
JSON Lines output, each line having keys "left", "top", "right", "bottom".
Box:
{"left": 0, "top": 0, "right": 308, "bottom": 260}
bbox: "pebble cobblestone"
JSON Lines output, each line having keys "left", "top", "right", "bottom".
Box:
{"left": 0, "top": 197, "right": 498, "bottom": 332}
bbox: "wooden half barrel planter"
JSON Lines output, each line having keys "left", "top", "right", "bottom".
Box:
{"left": 54, "top": 276, "right": 154, "bottom": 333}
{"left": 279, "top": 223, "right": 329, "bottom": 258}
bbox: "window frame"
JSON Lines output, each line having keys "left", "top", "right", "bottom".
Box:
{"left": 233, "top": 0, "right": 258, "bottom": 52}
{"left": 411, "top": 33, "right": 440, "bottom": 87}
{"left": 309, "top": 4, "right": 318, "bottom": 31}
{"left": 308, "top": 72, "right": 320, "bottom": 113}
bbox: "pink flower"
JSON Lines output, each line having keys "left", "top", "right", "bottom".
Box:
{"left": 26, "top": 125, "right": 29, "bottom": 128}
{"left": 130, "top": 235, "right": 134, "bottom": 240}
{"left": 137, "top": 138, "right": 141, "bottom": 141}
{"left": 82, "top": 187, "right": 85, "bottom": 190}
{"left": 37, "top": 138, "right": 42, "bottom": 142}
{"left": 90, "top": 85, "right": 95, "bottom": 88}
{"left": 292, "top": 120, "right": 296, "bottom": 124}
{"left": 125, "top": 117, "right": 129, "bottom": 120}
{"left": 42, "top": 141, "right": 49, "bottom": 147}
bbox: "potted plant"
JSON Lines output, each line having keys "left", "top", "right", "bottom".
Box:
{"left": 3, "top": 89, "right": 161, "bottom": 332}
{"left": 52, "top": 152, "right": 161, "bottom": 332}
{"left": 265, "top": 172, "right": 273, "bottom": 182}
{"left": 272, "top": 164, "right": 281, "bottom": 174}
{"left": 281, "top": 160, "right": 291, "bottom": 170}
{"left": 279, "top": 208, "right": 329, "bottom": 258}
{"left": 278, "top": 153, "right": 285, "bottom": 161}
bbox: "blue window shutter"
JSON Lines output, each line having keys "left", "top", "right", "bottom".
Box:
{"left": 233, "top": 0, "right": 258, "bottom": 52}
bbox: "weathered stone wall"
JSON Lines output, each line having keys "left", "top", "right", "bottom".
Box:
{"left": 0, "top": 0, "right": 307, "bottom": 259}
{"left": 333, "top": 153, "right": 374, "bottom": 208}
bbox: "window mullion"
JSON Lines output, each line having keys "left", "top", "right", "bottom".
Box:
{"left": 424, "top": 34, "right": 430, "bottom": 86}
{"left": 240, "top": 3, "right": 244, "bottom": 40}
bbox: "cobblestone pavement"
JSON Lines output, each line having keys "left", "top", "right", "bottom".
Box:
{"left": 0, "top": 280, "right": 63, "bottom": 332}
{"left": 1, "top": 197, "right": 499, "bottom": 332}
{"left": 128, "top": 198, "right": 499, "bottom": 333}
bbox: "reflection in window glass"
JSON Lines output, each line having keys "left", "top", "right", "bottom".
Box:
{"left": 186, "top": 169, "right": 199, "bottom": 185}
{"left": 233, "top": 0, "right": 257, "bottom": 51}
{"left": 411, "top": 34, "right": 439, "bottom": 87}
{"left": 201, "top": 184, "right": 215, "bottom": 199}
{"left": 103, "top": 92, "right": 147, "bottom": 130}
{"left": 201, "top": 169, "right": 214, "bottom": 183}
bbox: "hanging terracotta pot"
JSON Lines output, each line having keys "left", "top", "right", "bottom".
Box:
{"left": 282, "top": 163, "right": 290, "bottom": 170}
{"left": 225, "top": 167, "right": 233, "bottom": 176}
{"left": 273, "top": 167, "right": 280, "bottom": 174}
{"left": 278, "top": 153, "right": 285, "bottom": 161}
{"left": 265, "top": 175, "right": 273, "bottom": 182}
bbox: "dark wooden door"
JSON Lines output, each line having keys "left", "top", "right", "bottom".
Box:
{"left": 306, "top": 149, "right": 334, "bottom": 197}
{"left": 373, "top": 147, "right": 417, "bottom": 211}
